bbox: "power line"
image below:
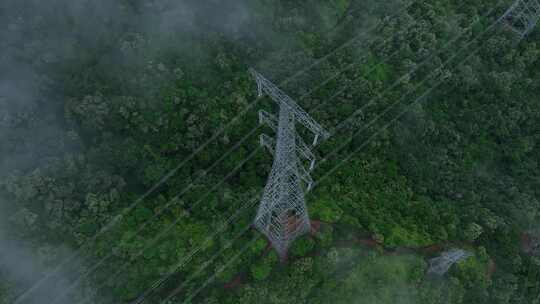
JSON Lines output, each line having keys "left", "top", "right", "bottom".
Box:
{"left": 311, "top": 0, "right": 540, "bottom": 211}
{"left": 131, "top": 196, "right": 261, "bottom": 304}
{"left": 129, "top": 3, "right": 503, "bottom": 302}
{"left": 174, "top": 9, "right": 517, "bottom": 302}
{"left": 54, "top": 19, "right": 404, "bottom": 304}
{"left": 59, "top": 148, "right": 262, "bottom": 304}
{"left": 180, "top": 235, "right": 261, "bottom": 304}
{"left": 137, "top": 153, "right": 331, "bottom": 303}
{"left": 158, "top": 224, "right": 255, "bottom": 303}
{"left": 161, "top": 2, "right": 539, "bottom": 302}
{"left": 317, "top": 6, "right": 507, "bottom": 170}
{"left": 13, "top": 4, "right": 418, "bottom": 303}
{"left": 85, "top": 38, "right": 393, "bottom": 304}
{"left": 49, "top": 1, "right": 528, "bottom": 302}
{"left": 162, "top": 13, "right": 511, "bottom": 304}
{"left": 39, "top": 6, "right": 429, "bottom": 304}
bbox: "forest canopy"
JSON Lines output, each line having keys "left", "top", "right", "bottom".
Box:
{"left": 0, "top": 0, "right": 539, "bottom": 303}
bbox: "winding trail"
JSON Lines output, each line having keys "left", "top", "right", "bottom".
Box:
{"left": 222, "top": 219, "right": 503, "bottom": 289}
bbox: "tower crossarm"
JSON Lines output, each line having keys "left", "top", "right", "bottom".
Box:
{"left": 250, "top": 68, "right": 331, "bottom": 144}
{"left": 260, "top": 134, "right": 276, "bottom": 155}
{"left": 295, "top": 135, "right": 316, "bottom": 171}
{"left": 297, "top": 163, "right": 314, "bottom": 192}
{"left": 259, "top": 110, "right": 278, "bottom": 132}
{"left": 259, "top": 110, "right": 316, "bottom": 169}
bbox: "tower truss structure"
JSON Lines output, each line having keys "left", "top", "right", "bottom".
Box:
{"left": 427, "top": 249, "right": 473, "bottom": 276}
{"left": 249, "top": 68, "right": 330, "bottom": 260}
{"left": 501, "top": 0, "right": 540, "bottom": 38}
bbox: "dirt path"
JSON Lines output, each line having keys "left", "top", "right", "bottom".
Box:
{"left": 222, "top": 220, "right": 499, "bottom": 290}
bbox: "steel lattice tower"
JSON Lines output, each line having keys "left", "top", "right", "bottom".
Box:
{"left": 501, "top": 0, "right": 540, "bottom": 38}
{"left": 249, "top": 68, "right": 330, "bottom": 260}
{"left": 427, "top": 249, "right": 473, "bottom": 276}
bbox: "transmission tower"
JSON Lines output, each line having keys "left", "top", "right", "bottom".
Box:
{"left": 427, "top": 249, "right": 473, "bottom": 276}
{"left": 249, "top": 68, "right": 330, "bottom": 260}
{"left": 501, "top": 0, "right": 540, "bottom": 38}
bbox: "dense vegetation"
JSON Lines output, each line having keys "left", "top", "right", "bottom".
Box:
{"left": 1, "top": 0, "right": 539, "bottom": 303}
